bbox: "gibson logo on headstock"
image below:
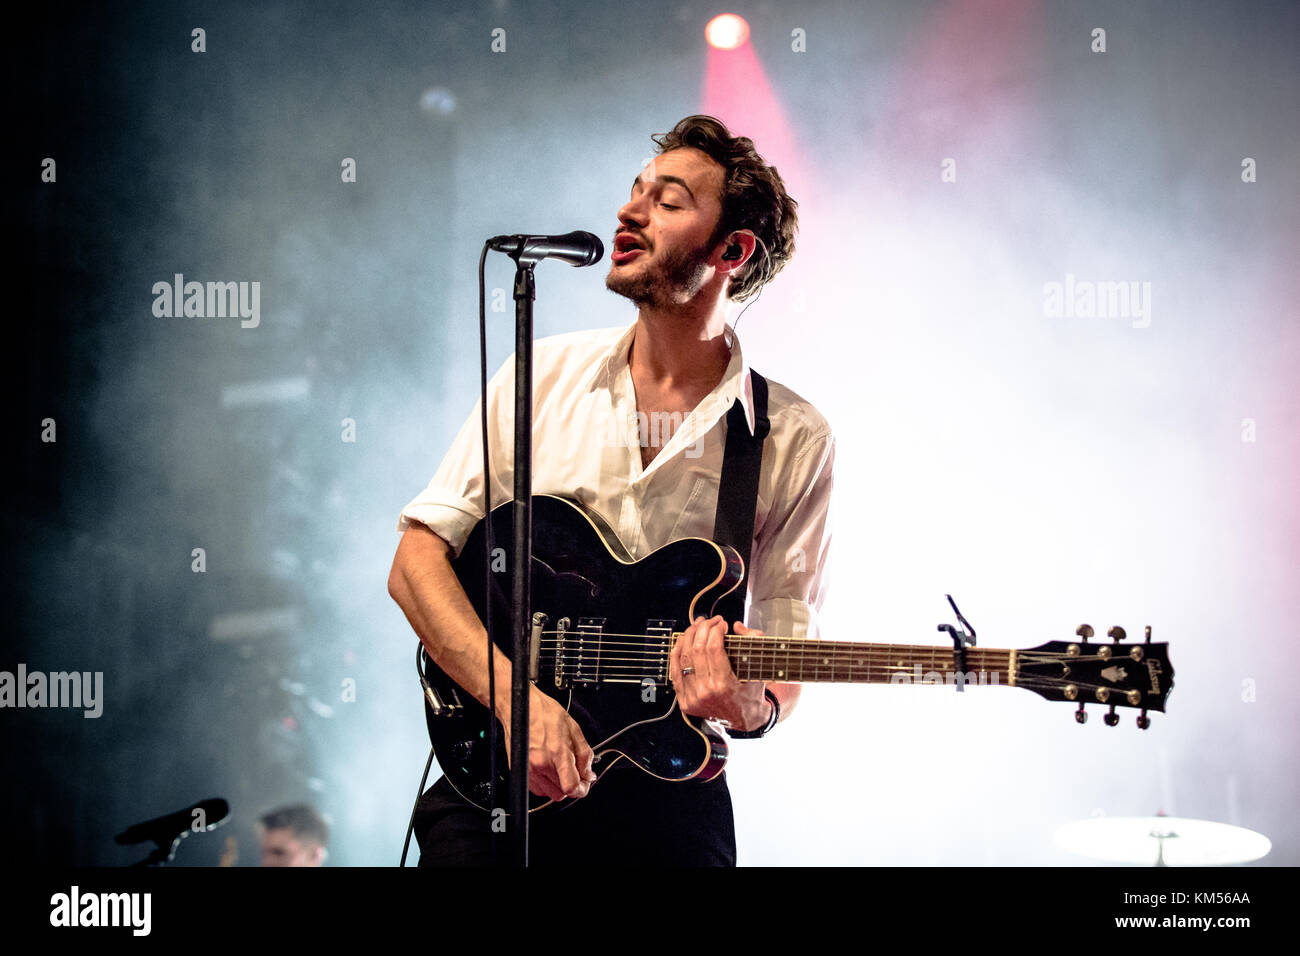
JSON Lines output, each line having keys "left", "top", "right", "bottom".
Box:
{"left": 1146, "top": 659, "right": 1164, "bottom": 694}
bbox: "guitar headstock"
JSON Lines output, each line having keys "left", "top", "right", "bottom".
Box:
{"left": 1016, "top": 625, "right": 1173, "bottom": 728}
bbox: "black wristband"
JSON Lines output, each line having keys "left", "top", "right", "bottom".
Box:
{"left": 726, "top": 688, "right": 780, "bottom": 739}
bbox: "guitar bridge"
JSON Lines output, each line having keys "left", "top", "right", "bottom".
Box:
{"left": 552, "top": 617, "right": 571, "bottom": 689}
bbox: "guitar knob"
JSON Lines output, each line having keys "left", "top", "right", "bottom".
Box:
{"left": 1108, "top": 626, "right": 1126, "bottom": 643}
{"left": 1136, "top": 710, "right": 1151, "bottom": 730}
{"left": 1074, "top": 703, "right": 1087, "bottom": 724}
{"left": 452, "top": 740, "right": 474, "bottom": 762}
{"left": 1103, "top": 705, "right": 1119, "bottom": 727}
{"left": 1075, "top": 624, "right": 1094, "bottom": 641}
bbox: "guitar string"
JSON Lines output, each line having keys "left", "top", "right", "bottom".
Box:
{"left": 533, "top": 644, "right": 1009, "bottom": 657}
{"left": 529, "top": 650, "right": 1102, "bottom": 674}
{"left": 530, "top": 643, "right": 1016, "bottom": 663}
{"left": 538, "top": 667, "right": 1147, "bottom": 696}
{"left": 536, "top": 650, "right": 999, "bottom": 660}
{"left": 532, "top": 653, "right": 1016, "bottom": 672}
{"left": 534, "top": 651, "right": 1010, "bottom": 666}
{"left": 533, "top": 643, "right": 1147, "bottom": 677}
{"left": 531, "top": 669, "right": 1146, "bottom": 701}
{"left": 532, "top": 636, "right": 1018, "bottom": 657}
{"left": 531, "top": 630, "right": 1147, "bottom": 664}
{"left": 493, "top": 627, "right": 1155, "bottom": 690}
{"left": 527, "top": 649, "right": 1155, "bottom": 695}
{"left": 529, "top": 644, "right": 1141, "bottom": 677}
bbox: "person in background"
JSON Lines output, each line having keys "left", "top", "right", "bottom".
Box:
{"left": 258, "top": 803, "right": 329, "bottom": 867}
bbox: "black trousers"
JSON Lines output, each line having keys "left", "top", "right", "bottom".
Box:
{"left": 414, "top": 766, "right": 737, "bottom": 866}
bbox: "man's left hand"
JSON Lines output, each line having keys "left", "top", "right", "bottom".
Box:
{"left": 670, "top": 615, "right": 770, "bottom": 731}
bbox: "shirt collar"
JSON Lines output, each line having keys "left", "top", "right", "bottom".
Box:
{"left": 583, "top": 321, "right": 757, "bottom": 435}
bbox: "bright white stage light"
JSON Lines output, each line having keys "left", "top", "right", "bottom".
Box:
{"left": 705, "top": 14, "right": 750, "bottom": 50}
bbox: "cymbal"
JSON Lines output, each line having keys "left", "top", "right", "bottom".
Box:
{"left": 1054, "top": 816, "right": 1272, "bottom": 866}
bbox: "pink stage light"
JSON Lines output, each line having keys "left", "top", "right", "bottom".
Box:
{"left": 702, "top": 28, "right": 806, "bottom": 194}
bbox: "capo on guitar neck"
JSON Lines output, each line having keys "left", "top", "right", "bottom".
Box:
{"left": 936, "top": 594, "right": 977, "bottom": 692}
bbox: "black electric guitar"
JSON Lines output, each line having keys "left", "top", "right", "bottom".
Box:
{"left": 418, "top": 495, "right": 1175, "bottom": 812}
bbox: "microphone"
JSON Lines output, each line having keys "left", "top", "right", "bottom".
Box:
{"left": 487, "top": 230, "right": 604, "bottom": 267}
{"left": 115, "top": 798, "right": 230, "bottom": 846}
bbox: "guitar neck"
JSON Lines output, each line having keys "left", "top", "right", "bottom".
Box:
{"left": 706, "top": 634, "right": 1015, "bottom": 686}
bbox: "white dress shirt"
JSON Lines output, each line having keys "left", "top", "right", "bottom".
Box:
{"left": 398, "top": 321, "right": 834, "bottom": 643}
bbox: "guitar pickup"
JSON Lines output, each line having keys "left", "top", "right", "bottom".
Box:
{"left": 645, "top": 620, "right": 674, "bottom": 684}
{"left": 572, "top": 618, "right": 605, "bottom": 684}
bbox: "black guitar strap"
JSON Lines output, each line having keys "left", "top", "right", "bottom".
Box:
{"left": 710, "top": 369, "right": 770, "bottom": 627}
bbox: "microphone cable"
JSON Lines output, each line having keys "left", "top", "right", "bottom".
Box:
{"left": 478, "top": 241, "right": 501, "bottom": 837}
{"left": 400, "top": 241, "right": 498, "bottom": 865}
{"left": 400, "top": 717, "right": 435, "bottom": 866}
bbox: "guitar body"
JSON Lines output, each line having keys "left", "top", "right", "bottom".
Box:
{"left": 421, "top": 495, "right": 741, "bottom": 812}
{"left": 418, "top": 497, "right": 1179, "bottom": 813}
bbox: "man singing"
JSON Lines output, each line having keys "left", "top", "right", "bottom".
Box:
{"left": 389, "top": 115, "right": 834, "bottom": 865}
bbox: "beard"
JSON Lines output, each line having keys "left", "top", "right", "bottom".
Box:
{"left": 605, "top": 240, "right": 713, "bottom": 310}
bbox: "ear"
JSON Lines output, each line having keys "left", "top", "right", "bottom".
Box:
{"left": 716, "top": 230, "right": 757, "bottom": 273}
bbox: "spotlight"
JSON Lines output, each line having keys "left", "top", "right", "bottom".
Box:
{"left": 705, "top": 13, "right": 749, "bottom": 50}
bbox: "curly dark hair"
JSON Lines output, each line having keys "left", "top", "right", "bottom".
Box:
{"left": 651, "top": 115, "right": 798, "bottom": 303}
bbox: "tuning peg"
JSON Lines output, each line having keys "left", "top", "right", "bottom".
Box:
{"left": 1103, "top": 704, "right": 1119, "bottom": 727}
{"left": 1108, "top": 626, "right": 1126, "bottom": 643}
{"left": 1076, "top": 624, "right": 1094, "bottom": 642}
{"left": 1074, "top": 703, "right": 1087, "bottom": 724}
{"left": 1136, "top": 710, "right": 1151, "bottom": 730}
{"left": 1144, "top": 626, "right": 1152, "bottom": 644}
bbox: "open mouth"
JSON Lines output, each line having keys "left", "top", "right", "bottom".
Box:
{"left": 611, "top": 233, "right": 646, "bottom": 264}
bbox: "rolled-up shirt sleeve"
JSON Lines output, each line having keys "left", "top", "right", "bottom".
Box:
{"left": 397, "top": 357, "right": 515, "bottom": 558}
{"left": 746, "top": 429, "right": 835, "bottom": 643}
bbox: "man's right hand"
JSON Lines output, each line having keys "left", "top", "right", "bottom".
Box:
{"left": 501, "top": 687, "right": 597, "bottom": 803}
{"left": 388, "top": 528, "right": 596, "bottom": 803}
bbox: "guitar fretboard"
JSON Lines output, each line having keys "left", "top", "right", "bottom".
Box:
{"left": 716, "top": 635, "right": 1015, "bottom": 686}
{"left": 539, "top": 631, "right": 1016, "bottom": 688}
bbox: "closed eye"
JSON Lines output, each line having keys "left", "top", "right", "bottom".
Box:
{"left": 659, "top": 203, "right": 678, "bottom": 210}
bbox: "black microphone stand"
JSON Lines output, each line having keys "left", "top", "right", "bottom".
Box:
{"left": 117, "top": 802, "right": 229, "bottom": 866}
{"left": 507, "top": 246, "right": 537, "bottom": 867}
{"left": 130, "top": 834, "right": 186, "bottom": 867}
{"left": 489, "top": 231, "right": 602, "bottom": 866}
